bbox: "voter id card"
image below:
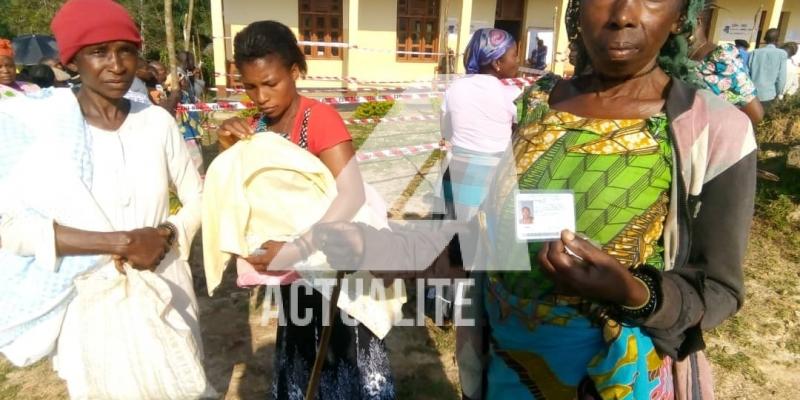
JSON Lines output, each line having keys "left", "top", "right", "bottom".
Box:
{"left": 514, "top": 190, "right": 576, "bottom": 241}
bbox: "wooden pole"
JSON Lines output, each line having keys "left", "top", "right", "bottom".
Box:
{"left": 183, "top": 0, "right": 195, "bottom": 51}
{"left": 165, "top": 0, "right": 178, "bottom": 91}
{"left": 304, "top": 271, "right": 345, "bottom": 400}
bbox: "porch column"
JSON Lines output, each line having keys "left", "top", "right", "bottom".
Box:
{"left": 456, "top": 0, "right": 474, "bottom": 74}
{"left": 211, "top": 0, "right": 227, "bottom": 92}
{"left": 763, "top": 0, "right": 785, "bottom": 43}
{"left": 552, "top": 0, "right": 570, "bottom": 75}
{"left": 344, "top": 0, "right": 360, "bottom": 89}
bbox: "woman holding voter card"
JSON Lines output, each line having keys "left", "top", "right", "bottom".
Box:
{"left": 310, "top": 0, "right": 756, "bottom": 397}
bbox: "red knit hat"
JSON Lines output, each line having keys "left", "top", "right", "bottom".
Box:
{"left": 0, "top": 39, "right": 13, "bottom": 58}
{"left": 51, "top": 0, "right": 142, "bottom": 64}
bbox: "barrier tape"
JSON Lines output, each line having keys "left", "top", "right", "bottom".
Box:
{"left": 343, "top": 114, "right": 439, "bottom": 126}
{"left": 214, "top": 72, "right": 457, "bottom": 85}
{"left": 178, "top": 92, "right": 441, "bottom": 113}
{"left": 212, "top": 84, "right": 450, "bottom": 93}
{"left": 214, "top": 73, "right": 537, "bottom": 86}
{"left": 356, "top": 142, "right": 441, "bottom": 162}
{"left": 200, "top": 113, "right": 438, "bottom": 128}
{"left": 186, "top": 76, "right": 539, "bottom": 113}
{"left": 518, "top": 66, "right": 547, "bottom": 75}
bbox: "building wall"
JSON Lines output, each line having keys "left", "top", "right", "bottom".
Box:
{"left": 213, "top": 0, "right": 800, "bottom": 88}
{"left": 470, "top": 0, "right": 498, "bottom": 32}
{"left": 348, "top": 0, "right": 439, "bottom": 83}
{"left": 710, "top": 0, "right": 765, "bottom": 44}
{"left": 783, "top": 0, "right": 800, "bottom": 42}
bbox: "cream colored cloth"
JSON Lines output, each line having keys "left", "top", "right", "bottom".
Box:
{"left": 202, "top": 132, "right": 406, "bottom": 339}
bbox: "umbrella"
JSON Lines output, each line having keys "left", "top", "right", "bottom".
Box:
{"left": 12, "top": 34, "right": 59, "bottom": 66}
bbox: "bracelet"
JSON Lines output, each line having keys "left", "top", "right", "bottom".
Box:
{"left": 622, "top": 276, "right": 651, "bottom": 310}
{"left": 157, "top": 222, "right": 178, "bottom": 247}
{"left": 609, "top": 265, "right": 661, "bottom": 324}
{"left": 294, "top": 236, "right": 313, "bottom": 260}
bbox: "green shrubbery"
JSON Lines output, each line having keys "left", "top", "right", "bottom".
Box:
{"left": 353, "top": 100, "right": 396, "bottom": 119}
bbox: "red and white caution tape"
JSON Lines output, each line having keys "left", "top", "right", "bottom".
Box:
{"left": 214, "top": 72, "right": 457, "bottom": 84}
{"left": 518, "top": 66, "right": 547, "bottom": 75}
{"left": 356, "top": 142, "right": 441, "bottom": 162}
{"left": 177, "top": 101, "right": 252, "bottom": 112}
{"left": 189, "top": 76, "right": 538, "bottom": 113}
{"left": 179, "top": 93, "right": 442, "bottom": 112}
{"left": 343, "top": 114, "right": 439, "bottom": 126}
{"left": 214, "top": 73, "right": 537, "bottom": 87}
{"left": 320, "top": 92, "right": 441, "bottom": 105}
{"left": 200, "top": 113, "right": 437, "bottom": 128}
{"left": 212, "top": 87, "right": 353, "bottom": 94}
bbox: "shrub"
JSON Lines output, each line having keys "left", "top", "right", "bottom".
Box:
{"left": 353, "top": 100, "right": 396, "bottom": 119}
{"left": 237, "top": 107, "right": 260, "bottom": 119}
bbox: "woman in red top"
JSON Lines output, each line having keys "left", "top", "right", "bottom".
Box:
{"left": 218, "top": 21, "right": 394, "bottom": 399}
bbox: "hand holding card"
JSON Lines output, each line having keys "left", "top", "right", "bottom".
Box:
{"left": 537, "top": 230, "right": 649, "bottom": 307}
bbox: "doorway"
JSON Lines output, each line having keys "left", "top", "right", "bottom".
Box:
{"left": 756, "top": 11, "right": 790, "bottom": 46}
{"left": 494, "top": 0, "right": 524, "bottom": 43}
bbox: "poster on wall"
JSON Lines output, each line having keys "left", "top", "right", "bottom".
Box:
{"left": 525, "top": 28, "right": 554, "bottom": 70}
{"left": 719, "top": 21, "right": 755, "bottom": 42}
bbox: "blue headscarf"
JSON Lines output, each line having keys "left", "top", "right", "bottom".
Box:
{"left": 463, "top": 28, "right": 515, "bottom": 74}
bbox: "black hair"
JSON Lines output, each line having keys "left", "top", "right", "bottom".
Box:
{"left": 782, "top": 42, "right": 798, "bottom": 58}
{"left": 25, "top": 64, "right": 55, "bottom": 88}
{"left": 233, "top": 20, "right": 308, "bottom": 75}
{"left": 764, "top": 28, "right": 780, "bottom": 44}
{"left": 734, "top": 39, "right": 750, "bottom": 50}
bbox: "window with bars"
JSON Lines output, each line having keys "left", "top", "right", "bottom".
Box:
{"left": 298, "top": 0, "right": 343, "bottom": 59}
{"left": 397, "top": 0, "right": 441, "bottom": 62}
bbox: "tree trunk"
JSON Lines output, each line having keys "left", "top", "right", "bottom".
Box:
{"left": 164, "top": 0, "right": 178, "bottom": 91}
{"left": 183, "top": 0, "right": 195, "bottom": 51}
{"left": 139, "top": 0, "right": 146, "bottom": 54}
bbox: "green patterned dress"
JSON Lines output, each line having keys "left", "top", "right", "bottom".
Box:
{"left": 481, "top": 79, "right": 676, "bottom": 400}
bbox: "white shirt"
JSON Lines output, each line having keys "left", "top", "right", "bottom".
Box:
{"left": 0, "top": 101, "right": 202, "bottom": 264}
{"left": 54, "top": 103, "right": 204, "bottom": 398}
{"left": 784, "top": 58, "right": 799, "bottom": 97}
{"left": 0, "top": 101, "right": 204, "bottom": 393}
{"left": 441, "top": 74, "right": 521, "bottom": 154}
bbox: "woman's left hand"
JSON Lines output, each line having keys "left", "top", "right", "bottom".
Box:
{"left": 538, "top": 230, "right": 648, "bottom": 307}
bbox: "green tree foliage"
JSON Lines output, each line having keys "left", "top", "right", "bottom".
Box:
{"left": 0, "top": 0, "right": 211, "bottom": 62}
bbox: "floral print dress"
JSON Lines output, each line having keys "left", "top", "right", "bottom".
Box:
{"left": 696, "top": 43, "right": 757, "bottom": 107}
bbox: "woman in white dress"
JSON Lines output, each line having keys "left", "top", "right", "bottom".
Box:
{"left": 0, "top": 0, "right": 203, "bottom": 397}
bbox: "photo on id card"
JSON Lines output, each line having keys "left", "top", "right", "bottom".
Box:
{"left": 514, "top": 190, "right": 576, "bottom": 241}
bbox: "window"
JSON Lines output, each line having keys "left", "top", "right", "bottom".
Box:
{"left": 298, "top": 0, "right": 343, "bottom": 59}
{"left": 397, "top": 0, "right": 441, "bottom": 62}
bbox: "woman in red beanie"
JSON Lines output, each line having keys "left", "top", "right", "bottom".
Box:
{"left": 0, "top": 38, "right": 39, "bottom": 99}
{"left": 0, "top": 0, "right": 207, "bottom": 398}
